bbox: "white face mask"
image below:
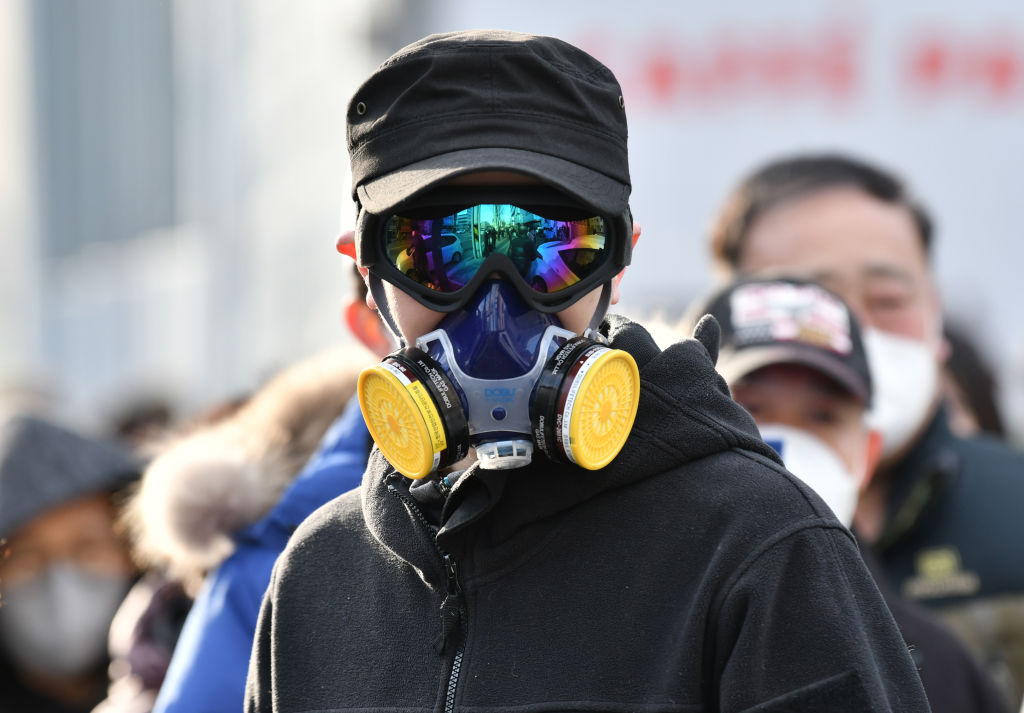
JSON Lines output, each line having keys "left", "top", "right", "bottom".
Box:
{"left": 758, "top": 424, "right": 861, "bottom": 527}
{"left": 862, "top": 327, "right": 939, "bottom": 460}
{"left": 0, "top": 562, "right": 131, "bottom": 678}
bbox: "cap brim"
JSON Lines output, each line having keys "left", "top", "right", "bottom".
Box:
{"left": 356, "top": 147, "right": 630, "bottom": 215}
{"left": 718, "top": 344, "right": 871, "bottom": 404}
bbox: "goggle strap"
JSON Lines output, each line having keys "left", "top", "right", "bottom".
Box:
{"left": 368, "top": 272, "right": 408, "bottom": 348}
{"left": 587, "top": 281, "right": 613, "bottom": 337}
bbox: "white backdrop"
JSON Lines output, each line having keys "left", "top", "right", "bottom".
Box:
{"left": 426, "top": 1, "right": 1024, "bottom": 439}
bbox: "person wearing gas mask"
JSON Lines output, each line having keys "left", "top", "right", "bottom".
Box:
{"left": 687, "top": 275, "right": 1010, "bottom": 713}
{"left": 709, "top": 152, "right": 1024, "bottom": 708}
{"left": 0, "top": 414, "right": 140, "bottom": 713}
{"left": 245, "top": 31, "right": 930, "bottom": 712}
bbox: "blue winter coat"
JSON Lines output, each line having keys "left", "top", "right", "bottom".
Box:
{"left": 153, "top": 396, "right": 369, "bottom": 713}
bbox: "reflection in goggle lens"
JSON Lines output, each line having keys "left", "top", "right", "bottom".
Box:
{"left": 383, "top": 205, "right": 608, "bottom": 294}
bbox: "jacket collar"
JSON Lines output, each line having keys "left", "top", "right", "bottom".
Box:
{"left": 875, "top": 407, "right": 960, "bottom": 551}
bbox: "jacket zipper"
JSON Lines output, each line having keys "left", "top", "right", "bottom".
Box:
{"left": 387, "top": 484, "right": 468, "bottom": 713}
{"left": 443, "top": 553, "right": 465, "bottom": 713}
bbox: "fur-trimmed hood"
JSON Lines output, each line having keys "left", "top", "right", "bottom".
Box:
{"left": 125, "top": 344, "right": 376, "bottom": 589}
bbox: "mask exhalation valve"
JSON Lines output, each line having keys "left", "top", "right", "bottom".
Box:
{"left": 476, "top": 439, "right": 534, "bottom": 470}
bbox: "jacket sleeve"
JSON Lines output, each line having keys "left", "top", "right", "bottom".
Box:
{"left": 244, "top": 559, "right": 278, "bottom": 713}
{"left": 154, "top": 545, "right": 279, "bottom": 713}
{"left": 713, "top": 522, "right": 932, "bottom": 713}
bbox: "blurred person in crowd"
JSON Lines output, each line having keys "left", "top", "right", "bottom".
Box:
{"left": 245, "top": 31, "right": 930, "bottom": 712}
{"left": 90, "top": 570, "right": 191, "bottom": 713}
{"left": 107, "top": 398, "right": 175, "bottom": 453}
{"left": 710, "top": 152, "right": 1024, "bottom": 706}
{"left": 943, "top": 322, "right": 1007, "bottom": 439}
{"left": 117, "top": 264, "right": 384, "bottom": 713}
{"left": 687, "top": 275, "right": 1010, "bottom": 713}
{"left": 89, "top": 394, "right": 254, "bottom": 713}
{"left": 0, "top": 415, "right": 141, "bottom": 713}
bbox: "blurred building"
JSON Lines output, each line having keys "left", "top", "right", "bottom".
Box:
{"left": 0, "top": 0, "right": 427, "bottom": 430}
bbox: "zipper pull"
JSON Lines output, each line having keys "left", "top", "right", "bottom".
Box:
{"left": 444, "top": 553, "right": 462, "bottom": 595}
{"left": 436, "top": 553, "right": 464, "bottom": 653}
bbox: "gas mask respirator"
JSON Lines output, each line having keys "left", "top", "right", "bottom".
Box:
{"left": 356, "top": 280, "right": 640, "bottom": 479}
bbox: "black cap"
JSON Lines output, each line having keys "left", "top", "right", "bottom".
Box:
{"left": 0, "top": 415, "right": 142, "bottom": 539}
{"left": 692, "top": 277, "right": 872, "bottom": 405}
{"left": 347, "top": 30, "right": 631, "bottom": 216}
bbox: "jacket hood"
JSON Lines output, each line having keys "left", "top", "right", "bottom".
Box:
{"left": 126, "top": 344, "right": 375, "bottom": 585}
{"left": 362, "top": 314, "right": 781, "bottom": 568}
{"left": 0, "top": 415, "right": 142, "bottom": 539}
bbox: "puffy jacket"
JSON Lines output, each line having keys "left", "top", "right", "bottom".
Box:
{"left": 153, "top": 397, "right": 370, "bottom": 713}
{"left": 117, "top": 344, "right": 376, "bottom": 713}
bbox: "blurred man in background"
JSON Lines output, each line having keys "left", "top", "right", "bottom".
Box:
{"left": 709, "top": 152, "right": 1024, "bottom": 707}
{"left": 0, "top": 415, "right": 140, "bottom": 713}
{"left": 688, "top": 275, "right": 1010, "bottom": 713}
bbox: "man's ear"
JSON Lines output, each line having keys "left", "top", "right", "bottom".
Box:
{"left": 336, "top": 231, "right": 357, "bottom": 260}
{"left": 612, "top": 222, "right": 641, "bottom": 305}
{"left": 860, "top": 428, "right": 885, "bottom": 493}
{"left": 344, "top": 298, "right": 391, "bottom": 358}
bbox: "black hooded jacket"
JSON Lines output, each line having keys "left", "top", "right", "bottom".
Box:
{"left": 246, "top": 316, "right": 930, "bottom": 713}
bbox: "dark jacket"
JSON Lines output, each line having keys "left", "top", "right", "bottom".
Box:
{"left": 246, "top": 316, "right": 930, "bottom": 713}
{"left": 875, "top": 408, "right": 1024, "bottom": 706}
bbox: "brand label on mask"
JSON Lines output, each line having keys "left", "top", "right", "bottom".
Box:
{"left": 416, "top": 358, "right": 455, "bottom": 411}
{"left": 550, "top": 339, "right": 582, "bottom": 374}
{"left": 484, "top": 387, "right": 517, "bottom": 403}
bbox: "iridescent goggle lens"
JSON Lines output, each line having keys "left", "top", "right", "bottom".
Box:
{"left": 382, "top": 205, "right": 609, "bottom": 294}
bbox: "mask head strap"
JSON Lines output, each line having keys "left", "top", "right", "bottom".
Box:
{"left": 586, "top": 281, "right": 613, "bottom": 340}
{"left": 367, "top": 272, "right": 406, "bottom": 349}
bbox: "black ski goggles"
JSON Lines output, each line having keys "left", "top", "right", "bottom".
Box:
{"left": 357, "top": 188, "right": 632, "bottom": 313}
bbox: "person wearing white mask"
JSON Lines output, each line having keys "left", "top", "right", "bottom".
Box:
{"left": 708, "top": 153, "right": 1024, "bottom": 709}
{"left": 685, "top": 275, "right": 1010, "bottom": 713}
{"left": 0, "top": 414, "right": 140, "bottom": 713}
